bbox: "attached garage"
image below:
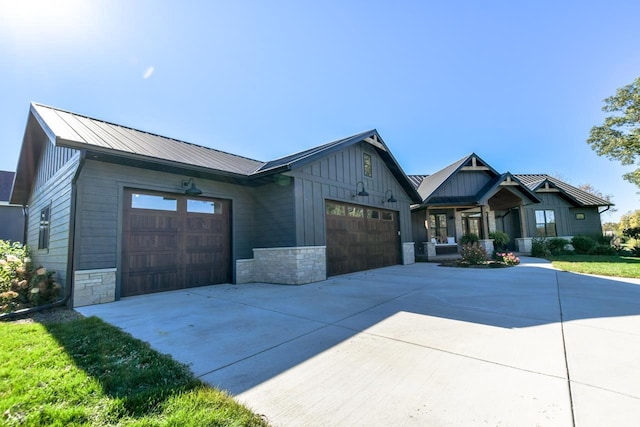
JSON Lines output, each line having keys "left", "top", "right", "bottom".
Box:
{"left": 122, "top": 189, "right": 231, "bottom": 296}
{"left": 325, "top": 200, "right": 400, "bottom": 276}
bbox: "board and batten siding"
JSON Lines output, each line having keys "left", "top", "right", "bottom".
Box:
{"left": 74, "top": 160, "right": 256, "bottom": 276}
{"left": 27, "top": 141, "right": 81, "bottom": 289}
{"left": 435, "top": 170, "right": 492, "bottom": 198}
{"left": 568, "top": 207, "right": 603, "bottom": 236}
{"left": 288, "top": 141, "right": 413, "bottom": 246}
{"left": 523, "top": 192, "right": 573, "bottom": 237}
{"left": 252, "top": 179, "right": 296, "bottom": 248}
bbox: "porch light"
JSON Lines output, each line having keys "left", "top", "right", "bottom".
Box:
{"left": 384, "top": 189, "right": 397, "bottom": 204}
{"left": 354, "top": 181, "right": 369, "bottom": 197}
{"left": 183, "top": 178, "right": 203, "bottom": 196}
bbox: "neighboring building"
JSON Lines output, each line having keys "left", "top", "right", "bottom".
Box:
{"left": 0, "top": 171, "right": 25, "bottom": 243}
{"left": 409, "top": 153, "right": 612, "bottom": 257}
{"left": 10, "top": 103, "right": 421, "bottom": 307}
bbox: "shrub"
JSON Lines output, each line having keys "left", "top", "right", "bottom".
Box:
{"left": 0, "top": 240, "right": 60, "bottom": 313}
{"left": 459, "top": 233, "right": 479, "bottom": 245}
{"left": 571, "top": 235, "right": 596, "bottom": 255}
{"left": 588, "top": 244, "right": 617, "bottom": 256}
{"left": 632, "top": 246, "right": 640, "bottom": 257}
{"left": 547, "top": 237, "right": 570, "bottom": 255}
{"left": 531, "top": 238, "right": 550, "bottom": 258}
{"left": 495, "top": 252, "right": 520, "bottom": 266}
{"left": 460, "top": 243, "right": 488, "bottom": 265}
{"left": 489, "top": 231, "right": 509, "bottom": 251}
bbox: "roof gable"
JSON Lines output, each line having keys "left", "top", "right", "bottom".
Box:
{"left": 415, "top": 153, "right": 499, "bottom": 203}
{"left": 255, "top": 129, "right": 421, "bottom": 203}
{"left": 514, "top": 174, "right": 612, "bottom": 207}
{"left": 476, "top": 172, "right": 541, "bottom": 206}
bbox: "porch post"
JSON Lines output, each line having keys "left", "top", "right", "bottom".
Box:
{"left": 519, "top": 204, "right": 528, "bottom": 237}
{"left": 425, "top": 208, "right": 431, "bottom": 241}
{"left": 480, "top": 205, "right": 490, "bottom": 239}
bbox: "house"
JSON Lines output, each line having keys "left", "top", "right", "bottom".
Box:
{"left": 409, "top": 153, "right": 612, "bottom": 257}
{"left": 0, "top": 171, "right": 25, "bottom": 243}
{"left": 10, "top": 103, "right": 422, "bottom": 307}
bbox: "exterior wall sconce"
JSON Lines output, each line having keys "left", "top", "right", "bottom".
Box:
{"left": 383, "top": 189, "right": 397, "bottom": 204}
{"left": 182, "top": 178, "right": 203, "bottom": 195}
{"left": 354, "top": 181, "right": 369, "bottom": 197}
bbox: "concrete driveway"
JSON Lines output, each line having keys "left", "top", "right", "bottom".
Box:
{"left": 77, "top": 257, "right": 640, "bottom": 426}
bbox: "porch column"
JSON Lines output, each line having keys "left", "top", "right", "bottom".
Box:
{"left": 454, "top": 210, "right": 463, "bottom": 239}
{"left": 480, "top": 205, "right": 490, "bottom": 239}
{"left": 519, "top": 204, "right": 528, "bottom": 237}
{"left": 425, "top": 208, "right": 431, "bottom": 241}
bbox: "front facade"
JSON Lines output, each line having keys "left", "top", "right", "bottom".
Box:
{"left": 410, "top": 154, "right": 612, "bottom": 257}
{"left": 11, "top": 103, "right": 421, "bottom": 307}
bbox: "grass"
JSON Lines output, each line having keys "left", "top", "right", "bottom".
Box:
{"left": 0, "top": 315, "right": 267, "bottom": 426}
{"left": 550, "top": 255, "right": 640, "bottom": 278}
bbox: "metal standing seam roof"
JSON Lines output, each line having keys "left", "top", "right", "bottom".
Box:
{"left": 21, "top": 104, "right": 422, "bottom": 203}
{"left": 32, "top": 103, "right": 265, "bottom": 176}
{"left": 514, "top": 174, "right": 613, "bottom": 207}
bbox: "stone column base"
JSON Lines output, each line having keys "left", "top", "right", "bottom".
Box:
{"left": 516, "top": 238, "right": 532, "bottom": 255}
{"left": 423, "top": 242, "right": 436, "bottom": 259}
{"left": 73, "top": 268, "right": 116, "bottom": 307}
{"left": 478, "top": 239, "right": 495, "bottom": 255}
{"left": 402, "top": 242, "right": 415, "bottom": 265}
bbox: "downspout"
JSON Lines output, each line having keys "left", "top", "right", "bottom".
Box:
{"left": 598, "top": 205, "right": 611, "bottom": 215}
{"left": 0, "top": 150, "right": 87, "bottom": 320}
{"left": 21, "top": 204, "right": 28, "bottom": 244}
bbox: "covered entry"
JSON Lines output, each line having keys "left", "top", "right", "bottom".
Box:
{"left": 122, "top": 189, "right": 231, "bottom": 297}
{"left": 325, "top": 200, "right": 400, "bottom": 276}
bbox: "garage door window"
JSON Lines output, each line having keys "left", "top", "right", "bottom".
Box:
{"left": 131, "top": 193, "right": 177, "bottom": 211}
{"left": 347, "top": 206, "right": 364, "bottom": 217}
{"left": 367, "top": 209, "right": 380, "bottom": 219}
{"left": 187, "top": 199, "right": 221, "bottom": 214}
{"left": 382, "top": 212, "right": 393, "bottom": 221}
{"left": 326, "top": 202, "right": 345, "bottom": 216}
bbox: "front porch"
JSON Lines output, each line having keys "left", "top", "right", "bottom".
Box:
{"left": 413, "top": 185, "right": 537, "bottom": 261}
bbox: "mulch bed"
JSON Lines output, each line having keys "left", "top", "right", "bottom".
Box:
{"left": 2, "top": 307, "right": 85, "bottom": 324}
{"left": 439, "top": 259, "right": 511, "bottom": 268}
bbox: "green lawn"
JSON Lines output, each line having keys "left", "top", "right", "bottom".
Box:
{"left": 0, "top": 315, "right": 267, "bottom": 426}
{"left": 550, "top": 255, "right": 640, "bottom": 278}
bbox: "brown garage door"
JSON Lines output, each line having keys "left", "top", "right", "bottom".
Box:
{"left": 325, "top": 201, "right": 400, "bottom": 276}
{"left": 122, "top": 189, "right": 231, "bottom": 297}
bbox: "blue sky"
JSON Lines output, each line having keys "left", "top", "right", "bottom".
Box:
{"left": 1, "top": 0, "right": 638, "bottom": 222}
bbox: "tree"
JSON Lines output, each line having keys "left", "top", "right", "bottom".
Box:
{"left": 587, "top": 77, "right": 640, "bottom": 187}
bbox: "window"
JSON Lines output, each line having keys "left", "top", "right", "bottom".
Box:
{"left": 38, "top": 205, "right": 51, "bottom": 250}
{"left": 367, "top": 209, "right": 380, "bottom": 219}
{"left": 429, "top": 214, "right": 447, "bottom": 241}
{"left": 535, "top": 210, "right": 557, "bottom": 237}
{"left": 347, "top": 206, "right": 364, "bottom": 218}
{"left": 326, "top": 202, "right": 345, "bottom": 216}
{"left": 131, "top": 193, "right": 177, "bottom": 211}
{"left": 382, "top": 212, "right": 393, "bottom": 221}
{"left": 575, "top": 213, "right": 585, "bottom": 220}
{"left": 187, "top": 199, "right": 221, "bottom": 214}
{"left": 363, "top": 153, "right": 372, "bottom": 178}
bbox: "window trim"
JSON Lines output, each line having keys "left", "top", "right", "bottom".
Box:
{"left": 38, "top": 203, "right": 51, "bottom": 250}
{"left": 363, "top": 153, "right": 373, "bottom": 178}
{"left": 535, "top": 209, "right": 557, "bottom": 237}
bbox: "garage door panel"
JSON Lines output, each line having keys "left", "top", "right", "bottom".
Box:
{"left": 326, "top": 201, "right": 400, "bottom": 277}
{"left": 122, "top": 190, "right": 231, "bottom": 297}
